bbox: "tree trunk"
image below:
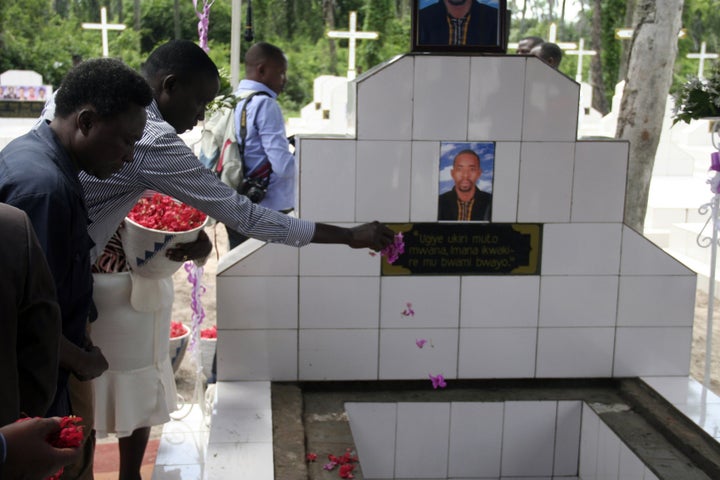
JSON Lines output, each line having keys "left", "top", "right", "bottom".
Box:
{"left": 615, "top": 0, "right": 684, "bottom": 233}
{"left": 590, "top": 0, "right": 609, "bottom": 115}
{"left": 134, "top": 0, "right": 140, "bottom": 31}
{"left": 617, "top": 0, "right": 637, "bottom": 81}
{"left": 323, "top": 0, "right": 338, "bottom": 75}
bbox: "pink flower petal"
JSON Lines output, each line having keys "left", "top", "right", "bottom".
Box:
{"left": 429, "top": 373, "right": 447, "bottom": 389}
{"left": 416, "top": 339, "right": 427, "bottom": 348}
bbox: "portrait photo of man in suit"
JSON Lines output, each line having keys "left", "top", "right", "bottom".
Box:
{"left": 416, "top": 0, "right": 502, "bottom": 48}
{"left": 438, "top": 142, "right": 494, "bottom": 221}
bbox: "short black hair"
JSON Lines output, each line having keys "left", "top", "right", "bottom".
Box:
{"left": 54, "top": 58, "right": 153, "bottom": 118}
{"left": 537, "top": 42, "right": 563, "bottom": 66}
{"left": 454, "top": 149, "right": 481, "bottom": 167}
{"left": 520, "top": 36, "right": 544, "bottom": 48}
{"left": 142, "top": 39, "right": 219, "bottom": 84}
{"left": 245, "top": 42, "right": 286, "bottom": 66}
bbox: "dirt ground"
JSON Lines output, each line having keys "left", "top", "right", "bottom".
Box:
{"left": 171, "top": 226, "right": 720, "bottom": 399}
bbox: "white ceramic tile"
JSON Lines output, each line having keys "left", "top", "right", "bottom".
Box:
{"left": 536, "top": 327, "right": 615, "bottom": 377}
{"left": 522, "top": 58, "right": 579, "bottom": 142}
{"left": 380, "top": 276, "right": 460, "bottom": 328}
{"left": 357, "top": 55, "right": 414, "bottom": 140}
{"left": 461, "top": 276, "right": 540, "bottom": 327}
{"left": 356, "top": 140, "right": 412, "bottom": 222}
{"left": 620, "top": 226, "right": 696, "bottom": 276}
{"left": 673, "top": 402, "right": 720, "bottom": 439}
{"left": 163, "top": 407, "right": 209, "bottom": 435}
{"left": 297, "top": 138, "right": 356, "bottom": 221}
{"left": 217, "top": 330, "right": 297, "bottom": 381}
{"left": 616, "top": 275, "right": 696, "bottom": 327}
{"left": 539, "top": 276, "right": 618, "bottom": 327}
{"left": 413, "top": 56, "right": 470, "bottom": 141}
{"left": 596, "top": 421, "right": 621, "bottom": 479}
{"left": 554, "top": 401, "right": 582, "bottom": 476}
{"left": 448, "top": 402, "right": 504, "bottom": 478}
{"left": 541, "top": 223, "right": 622, "bottom": 275}
{"left": 614, "top": 327, "right": 692, "bottom": 377}
{"left": 345, "top": 402, "right": 397, "bottom": 479}
{"left": 501, "top": 401, "right": 556, "bottom": 476}
{"left": 579, "top": 405, "right": 600, "bottom": 480}
{"left": 411, "top": 141, "right": 441, "bottom": 222}
{"left": 155, "top": 429, "right": 208, "bottom": 466}
{"left": 491, "top": 142, "right": 521, "bottom": 222}
{"left": 207, "top": 405, "right": 272, "bottom": 443}
{"left": 517, "top": 142, "right": 575, "bottom": 222}
{"left": 641, "top": 376, "right": 720, "bottom": 406}
{"left": 618, "top": 441, "right": 646, "bottom": 479}
{"left": 395, "top": 402, "right": 451, "bottom": 478}
{"left": 644, "top": 468, "right": 660, "bottom": 480}
{"left": 299, "top": 277, "right": 379, "bottom": 328}
{"left": 571, "top": 142, "right": 628, "bottom": 225}
{"left": 213, "top": 381, "right": 271, "bottom": 411}
{"left": 468, "top": 57, "right": 526, "bottom": 141}
{"left": 152, "top": 464, "right": 203, "bottom": 480}
{"left": 298, "top": 329, "right": 378, "bottom": 380}
{"left": 458, "top": 328, "right": 536, "bottom": 378}
{"left": 379, "top": 328, "right": 458, "bottom": 380}
{"left": 203, "top": 442, "right": 273, "bottom": 480}
{"left": 217, "top": 242, "right": 299, "bottom": 277}
{"left": 217, "top": 276, "right": 297, "bottom": 329}
{"left": 299, "top": 239, "right": 382, "bottom": 275}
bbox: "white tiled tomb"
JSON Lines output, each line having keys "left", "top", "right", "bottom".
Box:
{"left": 205, "top": 53, "right": 700, "bottom": 479}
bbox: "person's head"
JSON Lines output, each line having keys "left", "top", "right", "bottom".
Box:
{"left": 517, "top": 36, "right": 544, "bottom": 54}
{"left": 142, "top": 39, "right": 221, "bottom": 133}
{"left": 53, "top": 58, "right": 153, "bottom": 179}
{"left": 451, "top": 149, "right": 482, "bottom": 195}
{"left": 38, "top": 87, "right": 46, "bottom": 99}
{"left": 244, "top": 42, "right": 288, "bottom": 95}
{"left": 531, "top": 42, "right": 563, "bottom": 69}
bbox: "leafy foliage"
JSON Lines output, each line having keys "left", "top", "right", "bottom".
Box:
{"left": 672, "top": 62, "right": 720, "bottom": 125}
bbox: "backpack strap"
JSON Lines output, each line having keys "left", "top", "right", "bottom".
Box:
{"left": 238, "top": 90, "right": 271, "bottom": 179}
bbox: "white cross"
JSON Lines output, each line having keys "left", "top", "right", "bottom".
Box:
{"left": 687, "top": 41, "right": 719, "bottom": 80}
{"left": 566, "top": 38, "right": 597, "bottom": 83}
{"left": 327, "top": 11, "right": 379, "bottom": 80}
{"left": 508, "top": 22, "right": 576, "bottom": 51}
{"left": 82, "top": 7, "right": 126, "bottom": 57}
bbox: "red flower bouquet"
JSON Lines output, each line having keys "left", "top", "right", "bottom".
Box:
{"left": 15, "top": 416, "right": 84, "bottom": 480}
{"left": 120, "top": 191, "right": 209, "bottom": 279}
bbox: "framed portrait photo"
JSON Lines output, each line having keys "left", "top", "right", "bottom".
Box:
{"left": 412, "top": 0, "right": 507, "bottom": 53}
{"left": 438, "top": 141, "right": 495, "bottom": 222}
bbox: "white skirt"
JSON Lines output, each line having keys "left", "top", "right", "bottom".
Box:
{"left": 91, "top": 272, "right": 177, "bottom": 438}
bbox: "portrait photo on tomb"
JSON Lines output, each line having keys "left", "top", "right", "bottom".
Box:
{"left": 438, "top": 141, "right": 494, "bottom": 222}
{"left": 412, "top": 0, "right": 507, "bottom": 53}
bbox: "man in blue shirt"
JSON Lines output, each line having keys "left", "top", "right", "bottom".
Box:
{"left": 225, "top": 41, "right": 296, "bottom": 248}
{"left": 0, "top": 58, "right": 153, "bottom": 420}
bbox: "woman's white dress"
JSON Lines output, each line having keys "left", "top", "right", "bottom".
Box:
{"left": 91, "top": 272, "right": 177, "bottom": 438}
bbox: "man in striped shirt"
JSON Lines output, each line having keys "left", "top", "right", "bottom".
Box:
{"left": 79, "top": 40, "right": 394, "bottom": 262}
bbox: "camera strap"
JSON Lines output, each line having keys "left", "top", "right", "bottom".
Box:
{"left": 238, "top": 90, "right": 272, "bottom": 183}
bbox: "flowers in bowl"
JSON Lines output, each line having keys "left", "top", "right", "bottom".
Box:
{"left": 127, "top": 193, "right": 207, "bottom": 232}
{"left": 672, "top": 61, "right": 720, "bottom": 125}
{"left": 169, "top": 321, "right": 190, "bottom": 373}
{"left": 199, "top": 325, "right": 217, "bottom": 379}
{"left": 120, "top": 192, "right": 208, "bottom": 279}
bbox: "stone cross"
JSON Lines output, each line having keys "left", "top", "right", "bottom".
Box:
{"left": 547, "top": 23, "right": 577, "bottom": 50}
{"left": 687, "top": 41, "right": 719, "bottom": 80}
{"left": 82, "top": 7, "right": 126, "bottom": 57}
{"left": 566, "top": 38, "right": 597, "bottom": 83}
{"left": 327, "top": 11, "right": 379, "bottom": 80}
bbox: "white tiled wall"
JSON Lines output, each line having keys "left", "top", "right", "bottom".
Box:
{"left": 216, "top": 53, "right": 697, "bottom": 385}
{"left": 344, "top": 400, "right": 657, "bottom": 479}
